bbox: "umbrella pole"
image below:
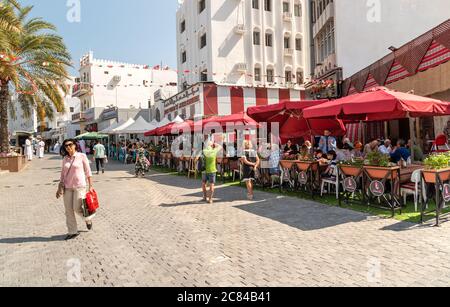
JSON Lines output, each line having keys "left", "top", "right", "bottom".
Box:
{"left": 409, "top": 116, "right": 416, "bottom": 163}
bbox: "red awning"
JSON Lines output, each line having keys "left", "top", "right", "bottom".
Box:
{"left": 247, "top": 100, "right": 347, "bottom": 139}
{"left": 303, "top": 87, "right": 450, "bottom": 121}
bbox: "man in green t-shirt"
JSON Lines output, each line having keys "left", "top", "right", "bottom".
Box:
{"left": 93, "top": 140, "right": 107, "bottom": 175}
{"left": 201, "top": 141, "right": 222, "bottom": 204}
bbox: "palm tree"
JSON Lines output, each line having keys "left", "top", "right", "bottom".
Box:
{"left": 0, "top": 0, "right": 71, "bottom": 154}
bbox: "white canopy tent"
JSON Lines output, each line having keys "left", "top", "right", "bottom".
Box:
{"left": 113, "top": 117, "right": 157, "bottom": 135}
{"left": 111, "top": 118, "right": 135, "bottom": 133}
{"left": 172, "top": 115, "right": 184, "bottom": 124}
{"left": 100, "top": 120, "right": 125, "bottom": 134}
{"left": 156, "top": 117, "right": 170, "bottom": 128}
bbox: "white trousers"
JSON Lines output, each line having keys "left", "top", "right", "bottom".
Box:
{"left": 63, "top": 188, "right": 88, "bottom": 235}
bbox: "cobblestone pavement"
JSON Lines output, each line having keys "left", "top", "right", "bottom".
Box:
{"left": 1, "top": 155, "right": 450, "bottom": 287}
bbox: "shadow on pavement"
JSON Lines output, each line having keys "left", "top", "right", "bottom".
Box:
{"left": 234, "top": 199, "right": 369, "bottom": 232}
{"left": 0, "top": 235, "right": 67, "bottom": 244}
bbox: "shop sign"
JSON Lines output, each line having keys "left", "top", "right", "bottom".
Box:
{"left": 101, "top": 108, "right": 118, "bottom": 121}
{"left": 298, "top": 172, "right": 308, "bottom": 185}
{"left": 369, "top": 181, "right": 385, "bottom": 197}
{"left": 343, "top": 177, "right": 357, "bottom": 193}
{"left": 443, "top": 184, "right": 450, "bottom": 203}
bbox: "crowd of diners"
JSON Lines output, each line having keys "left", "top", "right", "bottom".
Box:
{"left": 99, "top": 129, "right": 424, "bottom": 172}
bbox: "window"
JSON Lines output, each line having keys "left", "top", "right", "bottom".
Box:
{"left": 200, "top": 33, "right": 207, "bottom": 49}
{"left": 254, "top": 67, "right": 261, "bottom": 82}
{"left": 283, "top": 2, "right": 290, "bottom": 13}
{"left": 264, "top": 0, "right": 272, "bottom": 12}
{"left": 104, "top": 71, "right": 109, "bottom": 75}
{"left": 200, "top": 69, "right": 208, "bottom": 82}
{"left": 267, "top": 68, "right": 274, "bottom": 83}
{"left": 265, "top": 33, "right": 273, "bottom": 47}
{"left": 297, "top": 71, "right": 304, "bottom": 84}
{"left": 294, "top": 4, "right": 302, "bottom": 17}
{"left": 181, "top": 51, "right": 187, "bottom": 63}
{"left": 70, "top": 107, "right": 74, "bottom": 113}
{"left": 199, "top": 0, "right": 206, "bottom": 14}
{"left": 295, "top": 38, "right": 302, "bottom": 51}
{"left": 253, "top": 31, "right": 261, "bottom": 45}
{"left": 285, "top": 71, "right": 292, "bottom": 83}
{"left": 180, "top": 20, "right": 186, "bottom": 33}
{"left": 284, "top": 37, "right": 290, "bottom": 49}
{"left": 252, "top": 0, "right": 259, "bottom": 9}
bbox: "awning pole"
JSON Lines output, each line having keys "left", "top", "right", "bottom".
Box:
{"left": 409, "top": 115, "right": 416, "bottom": 163}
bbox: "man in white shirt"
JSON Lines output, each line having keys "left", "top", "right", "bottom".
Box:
{"left": 25, "top": 137, "right": 33, "bottom": 161}
{"left": 379, "top": 139, "right": 393, "bottom": 155}
{"left": 38, "top": 139, "right": 45, "bottom": 158}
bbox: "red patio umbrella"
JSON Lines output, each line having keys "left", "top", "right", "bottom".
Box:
{"left": 202, "top": 112, "right": 259, "bottom": 128}
{"left": 247, "top": 100, "right": 347, "bottom": 140}
{"left": 303, "top": 87, "right": 450, "bottom": 121}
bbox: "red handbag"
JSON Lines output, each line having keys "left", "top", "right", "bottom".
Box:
{"left": 85, "top": 189, "right": 99, "bottom": 214}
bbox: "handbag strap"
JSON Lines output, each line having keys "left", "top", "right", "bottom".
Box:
{"left": 62, "top": 155, "right": 77, "bottom": 185}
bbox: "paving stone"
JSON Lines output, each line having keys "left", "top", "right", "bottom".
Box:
{"left": 1, "top": 155, "right": 450, "bottom": 286}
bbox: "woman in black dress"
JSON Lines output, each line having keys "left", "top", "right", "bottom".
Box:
{"left": 241, "top": 141, "right": 260, "bottom": 200}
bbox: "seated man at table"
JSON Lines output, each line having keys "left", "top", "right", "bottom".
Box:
{"left": 390, "top": 139, "right": 411, "bottom": 164}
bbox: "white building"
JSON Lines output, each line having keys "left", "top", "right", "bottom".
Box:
{"left": 8, "top": 77, "right": 81, "bottom": 142}
{"left": 176, "top": 0, "right": 309, "bottom": 91}
{"left": 309, "top": 0, "right": 450, "bottom": 81}
{"left": 72, "top": 51, "right": 178, "bottom": 131}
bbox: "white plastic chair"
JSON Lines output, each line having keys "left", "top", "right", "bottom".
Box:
{"left": 321, "top": 167, "right": 340, "bottom": 200}
{"left": 401, "top": 169, "right": 427, "bottom": 212}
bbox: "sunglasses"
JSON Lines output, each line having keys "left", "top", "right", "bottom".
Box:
{"left": 64, "top": 143, "right": 75, "bottom": 148}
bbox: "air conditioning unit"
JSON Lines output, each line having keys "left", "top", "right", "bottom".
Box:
{"left": 234, "top": 24, "right": 246, "bottom": 35}
{"left": 236, "top": 63, "right": 247, "bottom": 72}
{"left": 113, "top": 75, "right": 121, "bottom": 82}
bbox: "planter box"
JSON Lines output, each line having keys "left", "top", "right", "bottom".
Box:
{"left": 296, "top": 161, "right": 319, "bottom": 172}
{"left": 0, "top": 155, "right": 27, "bottom": 173}
{"left": 340, "top": 165, "right": 363, "bottom": 177}
{"left": 364, "top": 166, "right": 400, "bottom": 180}
{"left": 422, "top": 168, "right": 450, "bottom": 184}
{"left": 280, "top": 160, "right": 297, "bottom": 169}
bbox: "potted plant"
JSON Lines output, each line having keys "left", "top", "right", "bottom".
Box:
{"left": 280, "top": 154, "right": 298, "bottom": 170}
{"left": 422, "top": 153, "right": 450, "bottom": 184}
{"left": 339, "top": 158, "right": 364, "bottom": 177}
{"left": 363, "top": 151, "right": 399, "bottom": 180}
{"left": 296, "top": 155, "right": 319, "bottom": 172}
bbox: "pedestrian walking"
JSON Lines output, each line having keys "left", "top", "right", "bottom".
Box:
{"left": 25, "top": 136, "right": 33, "bottom": 161}
{"left": 135, "top": 143, "right": 149, "bottom": 178}
{"left": 241, "top": 141, "right": 260, "bottom": 200}
{"left": 93, "top": 140, "right": 106, "bottom": 175}
{"left": 56, "top": 139, "right": 94, "bottom": 241}
{"left": 200, "top": 141, "right": 222, "bottom": 204}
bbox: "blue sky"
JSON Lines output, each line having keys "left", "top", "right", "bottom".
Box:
{"left": 20, "top": 0, "right": 179, "bottom": 75}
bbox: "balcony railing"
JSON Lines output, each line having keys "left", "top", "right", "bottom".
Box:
{"left": 71, "top": 112, "right": 86, "bottom": 122}
{"left": 283, "top": 12, "right": 293, "bottom": 21}
{"left": 72, "top": 83, "right": 91, "bottom": 98}
{"left": 284, "top": 48, "right": 294, "bottom": 57}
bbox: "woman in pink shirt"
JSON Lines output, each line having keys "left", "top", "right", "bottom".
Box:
{"left": 56, "top": 139, "right": 94, "bottom": 240}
